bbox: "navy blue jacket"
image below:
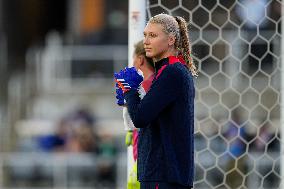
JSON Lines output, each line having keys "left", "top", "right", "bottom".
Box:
{"left": 124, "top": 57, "right": 195, "bottom": 187}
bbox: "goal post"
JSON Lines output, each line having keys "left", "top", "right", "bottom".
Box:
{"left": 127, "top": 0, "right": 146, "bottom": 182}
{"left": 281, "top": 3, "right": 284, "bottom": 188}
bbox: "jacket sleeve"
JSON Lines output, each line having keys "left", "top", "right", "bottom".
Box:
{"left": 124, "top": 65, "right": 182, "bottom": 128}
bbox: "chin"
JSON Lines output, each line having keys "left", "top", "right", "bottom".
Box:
{"left": 146, "top": 52, "right": 154, "bottom": 58}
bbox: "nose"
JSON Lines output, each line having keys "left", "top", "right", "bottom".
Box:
{"left": 143, "top": 36, "right": 150, "bottom": 45}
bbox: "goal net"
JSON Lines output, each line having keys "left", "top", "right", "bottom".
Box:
{"left": 147, "top": 0, "right": 283, "bottom": 188}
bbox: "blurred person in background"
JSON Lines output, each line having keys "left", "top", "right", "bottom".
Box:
{"left": 236, "top": 0, "right": 268, "bottom": 29}
{"left": 252, "top": 121, "right": 279, "bottom": 153}
{"left": 67, "top": 124, "right": 97, "bottom": 152}
{"left": 37, "top": 107, "right": 98, "bottom": 153}
{"left": 115, "top": 14, "right": 196, "bottom": 189}
{"left": 64, "top": 107, "right": 97, "bottom": 152}
{"left": 117, "top": 40, "right": 155, "bottom": 189}
{"left": 222, "top": 111, "right": 249, "bottom": 188}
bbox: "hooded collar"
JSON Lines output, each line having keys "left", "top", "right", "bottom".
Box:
{"left": 154, "top": 55, "right": 186, "bottom": 73}
{"left": 154, "top": 57, "right": 169, "bottom": 73}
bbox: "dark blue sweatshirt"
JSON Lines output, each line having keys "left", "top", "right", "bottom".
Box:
{"left": 124, "top": 56, "right": 195, "bottom": 187}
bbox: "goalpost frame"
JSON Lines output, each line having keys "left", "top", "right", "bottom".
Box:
{"left": 281, "top": 3, "right": 284, "bottom": 188}
{"left": 127, "top": 0, "right": 146, "bottom": 182}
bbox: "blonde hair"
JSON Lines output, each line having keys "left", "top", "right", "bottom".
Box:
{"left": 148, "top": 13, "right": 197, "bottom": 76}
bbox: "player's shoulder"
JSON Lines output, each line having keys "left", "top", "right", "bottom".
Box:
{"left": 156, "top": 61, "right": 188, "bottom": 81}
{"left": 166, "top": 62, "right": 189, "bottom": 76}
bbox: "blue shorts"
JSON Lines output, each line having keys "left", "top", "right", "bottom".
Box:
{"left": 140, "top": 181, "right": 192, "bottom": 189}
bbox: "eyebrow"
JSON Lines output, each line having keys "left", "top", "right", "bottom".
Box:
{"left": 144, "top": 31, "right": 157, "bottom": 35}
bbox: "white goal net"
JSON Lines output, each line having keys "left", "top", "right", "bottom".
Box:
{"left": 147, "top": 0, "right": 282, "bottom": 188}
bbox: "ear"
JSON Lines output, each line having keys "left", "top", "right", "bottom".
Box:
{"left": 138, "top": 55, "right": 144, "bottom": 67}
{"left": 168, "top": 34, "right": 176, "bottom": 46}
{"left": 140, "top": 56, "right": 146, "bottom": 66}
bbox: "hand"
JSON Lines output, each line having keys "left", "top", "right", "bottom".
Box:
{"left": 114, "top": 67, "right": 143, "bottom": 93}
{"left": 115, "top": 83, "right": 126, "bottom": 106}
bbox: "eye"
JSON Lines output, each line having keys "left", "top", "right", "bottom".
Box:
{"left": 149, "top": 33, "right": 157, "bottom": 38}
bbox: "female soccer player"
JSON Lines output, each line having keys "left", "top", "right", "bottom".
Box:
{"left": 116, "top": 40, "right": 155, "bottom": 189}
{"left": 116, "top": 13, "right": 196, "bottom": 189}
{"left": 127, "top": 40, "right": 155, "bottom": 161}
{"left": 126, "top": 40, "right": 155, "bottom": 189}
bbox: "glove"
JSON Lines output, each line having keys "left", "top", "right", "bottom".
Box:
{"left": 114, "top": 67, "right": 143, "bottom": 93}
{"left": 115, "top": 83, "right": 126, "bottom": 106}
{"left": 125, "top": 131, "right": 133, "bottom": 146}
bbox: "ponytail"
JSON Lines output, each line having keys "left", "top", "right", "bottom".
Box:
{"left": 174, "top": 16, "right": 198, "bottom": 77}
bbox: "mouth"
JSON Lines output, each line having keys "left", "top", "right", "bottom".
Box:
{"left": 145, "top": 48, "right": 151, "bottom": 52}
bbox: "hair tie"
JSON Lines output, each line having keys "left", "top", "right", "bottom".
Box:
{"left": 174, "top": 16, "right": 180, "bottom": 23}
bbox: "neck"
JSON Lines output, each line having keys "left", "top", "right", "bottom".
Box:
{"left": 153, "top": 48, "right": 178, "bottom": 62}
{"left": 142, "top": 68, "right": 154, "bottom": 80}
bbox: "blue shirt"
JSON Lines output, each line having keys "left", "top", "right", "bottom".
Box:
{"left": 124, "top": 57, "right": 195, "bottom": 187}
